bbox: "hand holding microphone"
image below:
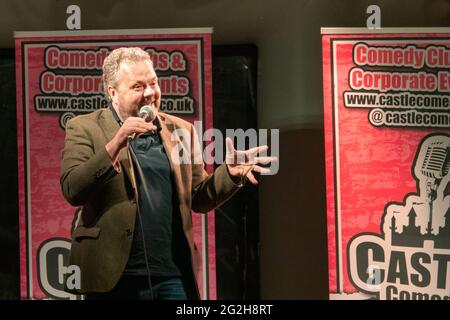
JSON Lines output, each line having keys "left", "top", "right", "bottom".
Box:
{"left": 106, "top": 105, "right": 158, "bottom": 161}
{"left": 126, "top": 105, "right": 158, "bottom": 141}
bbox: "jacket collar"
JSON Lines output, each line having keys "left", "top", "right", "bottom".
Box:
{"left": 98, "top": 108, "right": 131, "bottom": 181}
{"left": 156, "top": 113, "right": 183, "bottom": 196}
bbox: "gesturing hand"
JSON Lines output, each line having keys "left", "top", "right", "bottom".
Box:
{"left": 225, "top": 137, "right": 277, "bottom": 185}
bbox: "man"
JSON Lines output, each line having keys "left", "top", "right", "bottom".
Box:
{"left": 60, "top": 47, "right": 274, "bottom": 300}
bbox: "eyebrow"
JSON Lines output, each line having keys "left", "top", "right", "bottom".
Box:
{"left": 135, "top": 76, "right": 158, "bottom": 83}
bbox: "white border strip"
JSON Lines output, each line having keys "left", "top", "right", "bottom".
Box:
{"left": 201, "top": 215, "right": 209, "bottom": 300}
{"left": 24, "top": 46, "right": 33, "bottom": 298}
{"left": 14, "top": 28, "right": 213, "bottom": 38}
{"left": 197, "top": 41, "right": 209, "bottom": 300}
{"left": 321, "top": 27, "right": 450, "bottom": 35}
{"left": 332, "top": 42, "right": 343, "bottom": 293}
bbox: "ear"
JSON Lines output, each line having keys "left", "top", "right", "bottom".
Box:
{"left": 108, "top": 85, "right": 118, "bottom": 105}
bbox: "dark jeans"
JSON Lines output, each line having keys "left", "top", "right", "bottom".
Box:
{"left": 85, "top": 275, "right": 188, "bottom": 300}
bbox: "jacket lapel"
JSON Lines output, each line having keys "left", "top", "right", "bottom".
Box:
{"left": 98, "top": 108, "right": 132, "bottom": 182}
{"left": 158, "top": 113, "right": 183, "bottom": 197}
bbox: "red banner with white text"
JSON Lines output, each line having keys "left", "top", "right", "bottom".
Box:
{"left": 322, "top": 28, "right": 450, "bottom": 300}
{"left": 15, "top": 28, "right": 214, "bottom": 300}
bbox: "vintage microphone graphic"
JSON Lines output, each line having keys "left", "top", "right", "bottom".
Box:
{"left": 419, "top": 138, "right": 450, "bottom": 234}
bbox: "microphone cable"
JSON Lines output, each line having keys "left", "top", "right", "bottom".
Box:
{"left": 110, "top": 104, "right": 155, "bottom": 299}
{"left": 127, "top": 140, "right": 155, "bottom": 300}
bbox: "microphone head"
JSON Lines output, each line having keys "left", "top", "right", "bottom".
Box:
{"left": 420, "top": 141, "right": 450, "bottom": 179}
{"left": 138, "top": 105, "right": 157, "bottom": 121}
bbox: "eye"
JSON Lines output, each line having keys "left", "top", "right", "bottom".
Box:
{"left": 133, "top": 84, "right": 144, "bottom": 91}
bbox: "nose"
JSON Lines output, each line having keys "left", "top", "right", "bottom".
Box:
{"left": 143, "top": 83, "right": 154, "bottom": 97}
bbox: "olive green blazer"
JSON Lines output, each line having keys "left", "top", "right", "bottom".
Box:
{"left": 60, "top": 108, "right": 242, "bottom": 297}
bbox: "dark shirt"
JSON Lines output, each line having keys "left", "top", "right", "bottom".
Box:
{"left": 124, "top": 130, "right": 182, "bottom": 278}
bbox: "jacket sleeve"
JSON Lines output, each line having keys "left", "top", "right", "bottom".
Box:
{"left": 190, "top": 124, "right": 244, "bottom": 213}
{"left": 60, "top": 118, "right": 120, "bottom": 206}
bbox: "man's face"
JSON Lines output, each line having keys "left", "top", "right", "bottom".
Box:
{"left": 108, "top": 59, "right": 161, "bottom": 120}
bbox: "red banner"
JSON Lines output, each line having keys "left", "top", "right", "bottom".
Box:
{"left": 322, "top": 28, "right": 450, "bottom": 300}
{"left": 15, "top": 28, "right": 214, "bottom": 299}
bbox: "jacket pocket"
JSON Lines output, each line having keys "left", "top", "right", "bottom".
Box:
{"left": 72, "top": 226, "right": 101, "bottom": 241}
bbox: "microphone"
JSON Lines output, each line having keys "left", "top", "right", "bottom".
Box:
{"left": 138, "top": 105, "right": 157, "bottom": 122}
{"left": 417, "top": 137, "right": 450, "bottom": 235}
{"left": 127, "top": 105, "right": 157, "bottom": 142}
{"left": 419, "top": 138, "right": 450, "bottom": 203}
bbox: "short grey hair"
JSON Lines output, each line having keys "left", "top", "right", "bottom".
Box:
{"left": 102, "top": 47, "right": 153, "bottom": 100}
